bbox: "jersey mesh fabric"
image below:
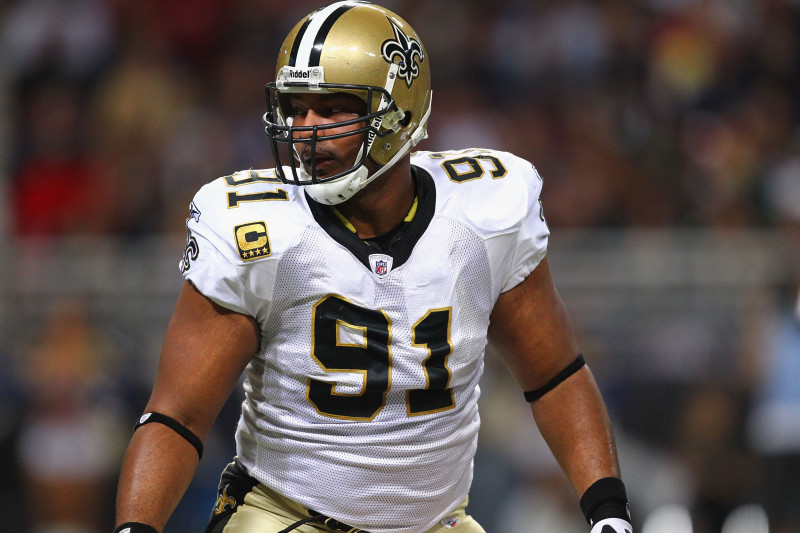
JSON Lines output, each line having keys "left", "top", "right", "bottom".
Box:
{"left": 236, "top": 217, "right": 494, "bottom": 533}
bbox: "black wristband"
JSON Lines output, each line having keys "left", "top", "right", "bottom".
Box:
{"left": 113, "top": 522, "right": 158, "bottom": 533}
{"left": 580, "top": 477, "right": 630, "bottom": 525}
{"left": 134, "top": 412, "right": 203, "bottom": 460}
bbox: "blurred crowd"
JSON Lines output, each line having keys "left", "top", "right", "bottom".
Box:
{"left": 1, "top": 1, "right": 800, "bottom": 532}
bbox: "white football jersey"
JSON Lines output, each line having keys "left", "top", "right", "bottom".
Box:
{"left": 180, "top": 148, "right": 549, "bottom": 533}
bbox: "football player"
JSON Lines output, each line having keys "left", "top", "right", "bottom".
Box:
{"left": 112, "top": 2, "right": 633, "bottom": 533}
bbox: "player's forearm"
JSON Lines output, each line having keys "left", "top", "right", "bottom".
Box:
{"left": 114, "top": 424, "right": 201, "bottom": 532}
{"left": 531, "top": 365, "right": 633, "bottom": 531}
{"left": 530, "top": 366, "right": 621, "bottom": 496}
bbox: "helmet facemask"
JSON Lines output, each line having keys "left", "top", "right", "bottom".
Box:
{"left": 263, "top": 71, "right": 407, "bottom": 189}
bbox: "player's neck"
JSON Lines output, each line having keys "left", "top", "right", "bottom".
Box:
{"left": 334, "top": 159, "right": 415, "bottom": 240}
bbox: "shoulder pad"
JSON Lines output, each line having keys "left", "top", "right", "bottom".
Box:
{"left": 411, "top": 149, "right": 544, "bottom": 236}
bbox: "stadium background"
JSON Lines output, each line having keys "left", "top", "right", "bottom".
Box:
{"left": 1, "top": 1, "right": 799, "bottom": 532}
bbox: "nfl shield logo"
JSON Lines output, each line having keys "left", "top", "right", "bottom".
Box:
{"left": 368, "top": 254, "right": 393, "bottom": 278}
{"left": 440, "top": 516, "right": 461, "bottom": 528}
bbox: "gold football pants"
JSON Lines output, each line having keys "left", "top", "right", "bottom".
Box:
{"left": 217, "top": 482, "right": 486, "bottom": 533}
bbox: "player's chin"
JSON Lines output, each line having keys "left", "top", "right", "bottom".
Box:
{"left": 307, "top": 159, "right": 344, "bottom": 179}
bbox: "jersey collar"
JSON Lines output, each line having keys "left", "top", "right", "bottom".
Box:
{"left": 305, "top": 165, "right": 436, "bottom": 273}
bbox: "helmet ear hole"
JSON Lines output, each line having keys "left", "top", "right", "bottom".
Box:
{"left": 400, "top": 111, "right": 412, "bottom": 128}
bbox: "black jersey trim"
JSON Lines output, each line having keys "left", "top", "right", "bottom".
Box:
{"left": 305, "top": 166, "right": 436, "bottom": 272}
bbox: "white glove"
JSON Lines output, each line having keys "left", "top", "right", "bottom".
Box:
{"left": 590, "top": 517, "right": 633, "bottom": 533}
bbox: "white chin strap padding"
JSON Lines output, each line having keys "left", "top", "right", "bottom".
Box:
{"left": 305, "top": 165, "right": 370, "bottom": 205}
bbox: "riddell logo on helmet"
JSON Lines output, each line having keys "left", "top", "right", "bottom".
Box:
{"left": 278, "top": 67, "right": 325, "bottom": 89}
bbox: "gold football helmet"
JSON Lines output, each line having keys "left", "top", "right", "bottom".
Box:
{"left": 263, "top": 1, "right": 432, "bottom": 204}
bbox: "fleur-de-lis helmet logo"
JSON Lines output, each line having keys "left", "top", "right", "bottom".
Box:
{"left": 381, "top": 18, "right": 425, "bottom": 88}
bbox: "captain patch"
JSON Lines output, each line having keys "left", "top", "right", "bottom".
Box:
{"left": 234, "top": 222, "right": 272, "bottom": 261}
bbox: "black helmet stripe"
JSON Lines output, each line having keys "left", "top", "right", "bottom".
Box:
{"left": 289, "top": 2, "right": 362, "bottom": 67}
{"left": 309, "top": 5, "right": 352, "bottom": 66}
{"left": 288, "top": 16, "right": 312, "bottom": 67}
